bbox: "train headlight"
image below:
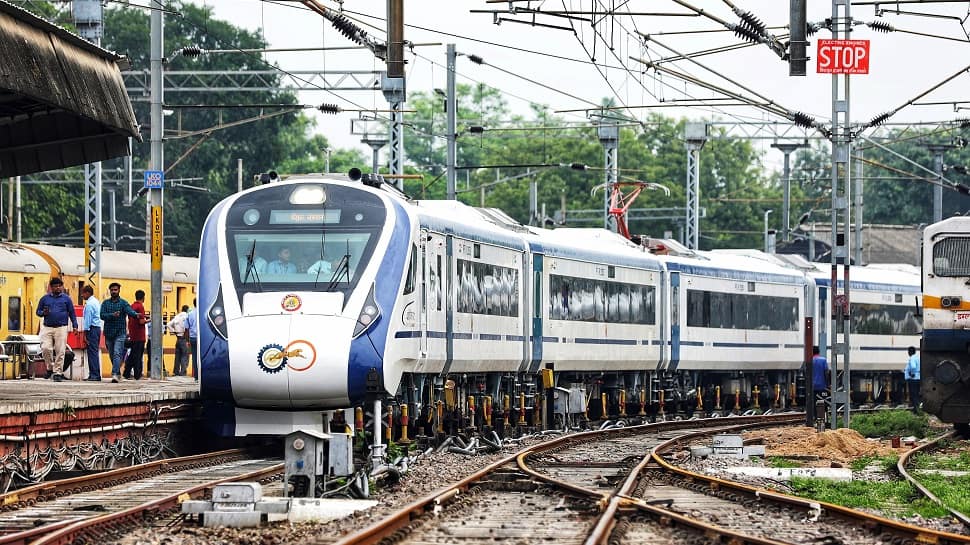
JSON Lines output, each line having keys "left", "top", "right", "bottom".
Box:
{"left": 289, "top": 185, "right": 327, "bottom": 205}
{"left": 242, "top": 209, "right": 261, "bottom": 225}
{"left": 942, "top": 296, "right": 962, "bottom": 308}
{"left": 207, "top": 285, "right": 229, "bottom": 340}
{"left": 353, "top": 284, "right": 381, "bottom": 339}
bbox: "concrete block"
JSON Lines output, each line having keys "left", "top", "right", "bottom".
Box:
{"left": 212, "top": 482, "right": 262, "bottom": 505}
{"left": 180, "top": 500, "right": 212, "bottom": 514}
{"left": 202, "top": 511, "right": 264, "bottom": 528}
{"left": 255, "top": 499, "right": 291, "bottom": 514}
{"left": 722, "top": 466, "right": 852, "bottom": 481}
{"left": 287, "top": 498, "right": 378, "bottom": 523}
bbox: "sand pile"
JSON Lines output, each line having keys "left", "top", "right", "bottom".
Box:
{"left": 745, "top": 426, "right": 895, "bottom": 463}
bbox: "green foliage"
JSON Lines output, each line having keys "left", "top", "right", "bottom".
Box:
{"left": 768, "top": 457, "right": 802, "bottom": 468}
{"left": 913, "top": 449, "right": 970, "bottom": 471}
{"left": 849, "top": 455, "right": 898, "bottom": 472}
{"left": 789, "top": 477, "right": 948, "bottom": 518}
{"left": 790, "top": 128, "right": 970, "bottom": 233}
{"left": 849, "top": 410, "right": 929, "bottom": 439}
{"left": 386, "top": 440, "right": 404, "bottom": 460}
{"left": 917, "top": 474, "right": 970, "bottom": 515}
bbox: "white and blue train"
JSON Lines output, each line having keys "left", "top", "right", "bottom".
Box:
{"left": 199, "top": 172, "right": 922, "bottom": 437}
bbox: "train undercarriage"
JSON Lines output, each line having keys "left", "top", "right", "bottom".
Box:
{"left": 367, "top": 369, "right": 919, "bottom": 445}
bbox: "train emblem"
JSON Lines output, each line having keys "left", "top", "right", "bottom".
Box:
{"left": 281, "top": 294, "right": 302, "bottom": 312}
{"left": 257, "top": 340, "right": 317, "bottom": 374}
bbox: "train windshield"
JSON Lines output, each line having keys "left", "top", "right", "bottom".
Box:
{"left": 933, "top": 237, "right": 970, "bottom": 277}
{"left": 225, "top": 182, "right": 386, "bottom": 295}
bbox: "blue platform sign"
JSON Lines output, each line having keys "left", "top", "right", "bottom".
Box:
{"left": 144, "top": 170, "right": 164, "bottom": 190}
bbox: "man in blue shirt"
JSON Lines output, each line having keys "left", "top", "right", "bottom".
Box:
{"left": 80, "top": 285, "right": 102, "bottom": 381}
{"left": 35, "top": 277, "right": 78, "bottom": 382}
{"left": 904, "top": 346, "right": 920, "bottom": 413}
{"left": 812, "top": 346, "right": 829, "bottom": 395}
{"left": 185, "top": 298, "right": 199, "bottom": 380}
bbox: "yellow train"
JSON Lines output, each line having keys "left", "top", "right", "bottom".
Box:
{"left": 0, "top": 242, "right": 198, "bottom": 379}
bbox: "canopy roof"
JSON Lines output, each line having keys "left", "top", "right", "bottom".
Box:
{"left": 0, "top": 1, "right": 140, "bottom": 177}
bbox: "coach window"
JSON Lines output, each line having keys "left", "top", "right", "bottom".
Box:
{"left": 851, "top": 303, "right": 922, "bottom": 335}
{"left": 548, "top": 274, "right": 655, "bottom": 325}
{"left": 456, "top": 259, "right": 519, "bottom": 317}
{"left": 687, "top": 289, "right": 798, "bottom": 331}
{"left": 933, "top": 237, "right": 970, "bottom": 276}
{"left": 8, "top": 297, "right": 19, "bottom": 332}
{"left": 403, "top": 244, "right": 417, "bottom": 295}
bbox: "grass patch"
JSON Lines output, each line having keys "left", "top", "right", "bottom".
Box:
{"left": 849, "top": 410, "right": 929, "bottom": 439}
{"left": 917, "top": 474, "right": 970, "bottom": 515}
{"left": 768, "top": 457, "right": 802, "bottom": 468}
{"left": 850, "top": 455, "right": 898, "bottom": 472}
{"left": 789, "top": 478, "right": 949, "bottom": 518}
{"left": 913, "top": 450, "right": 970, "bottom": 471}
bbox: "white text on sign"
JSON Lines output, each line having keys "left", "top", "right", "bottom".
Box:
{"left": 817, "top": 39, "right": 870, "bottom": 75}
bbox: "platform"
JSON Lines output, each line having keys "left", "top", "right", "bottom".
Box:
{"left": 0, "top": 377, "right": 202, "bottom": 489}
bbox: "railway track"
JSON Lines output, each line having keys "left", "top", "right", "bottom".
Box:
{"left": 336, "top": 414, "right": 970, "bottom": 545}
{"left": 0, "top": 448, "right": 282, "bottom": 545}
{"left": 897, "top": 430, "right": 970, "bottom": 530}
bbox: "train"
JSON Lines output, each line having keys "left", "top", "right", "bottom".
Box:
{"left": 921, "top": 217, "right": 970, "bottom": 433}
{"left": 0, "top": 242, "right": 197, "bottom": 378}
{"left": 198, "top": 171, "right": 923, "bottom": 439}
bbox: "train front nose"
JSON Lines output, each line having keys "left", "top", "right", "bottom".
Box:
{"left": 228, "top": 312, "right": 356, "bottom": 409}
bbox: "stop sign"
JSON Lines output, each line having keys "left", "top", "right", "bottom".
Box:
{"left": 817, "top": 39, "right": 870, "bottom": 74}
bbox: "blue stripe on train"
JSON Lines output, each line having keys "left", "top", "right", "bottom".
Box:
{"left": 346, "top": 200, "right": 409, "bottom": 405}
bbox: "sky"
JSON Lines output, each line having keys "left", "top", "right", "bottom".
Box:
{"left": 181, "top": 1, "right": 970, "bottom": 168}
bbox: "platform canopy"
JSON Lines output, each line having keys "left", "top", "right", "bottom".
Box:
{"left": 0, "top": 1, "right": 140, "bottom": 178}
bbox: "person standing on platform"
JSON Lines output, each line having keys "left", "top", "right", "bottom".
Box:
{"left": 100, "top": 282, "right": 142, "bottom": 383}
{"left": 185, "top": 299, "right": 199, "bottom": 380}
{"left": 80, "top": 285, "right": 102, "bottom": 381}
{"left": 123, "top": 290, "right": 147, "bottom": 380}
{"left": 812, "top": 346, "right": 829, "bottom": 396}
{"left": 905, "top": 346, "right": 921, "bottom": 413}
{"left": 35, "top": 278, "right": 77, "bottom": 382}
{"left": 166, "top": 305, "right": 189, "bottom": 376}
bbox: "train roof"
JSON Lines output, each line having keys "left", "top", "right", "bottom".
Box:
{"left": 23, "top": 244, "right": 198, "bottom": 283}
{"left": 923, "top": 216, "right": 970, "bottom": 241}
{"left": 807, "top": 262, "right": 919, "bottom": 293}
{"left": 415, "top": 200, "right": 665, "bottom": 270}
{"left": 662, "top": 250, "right": 807, "bottom": 284}
{"left": 0, "top": 243, "right": 52, "bottom": 274}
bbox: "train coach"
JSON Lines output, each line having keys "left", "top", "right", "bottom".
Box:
{"left": 0, "top": 242, "right": 198, "bottom": 378}
{"left": 198, "top": 171, "right": 924, "bottom": 438}
{"left": 921, "top": 217, "right": 970, "bottom": 433}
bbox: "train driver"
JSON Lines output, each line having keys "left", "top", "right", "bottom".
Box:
{"left": 307, "top": 258, "right": 333, "bottom": 277}
{"left": 267, "top": 246, "right": 297, "bottom": 274}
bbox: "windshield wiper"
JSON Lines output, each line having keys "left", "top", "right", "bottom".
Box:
{"left": 326, "top": 254, "right": 351, "bottom": 292}
{"left": 313, "top": 223, "right": 327, "bottom": 289}
{"left": 326, "top": 240, "right": 352, "bottom": 291}
{"left": 243, "top": 240, "right": 263, "bottom": 292}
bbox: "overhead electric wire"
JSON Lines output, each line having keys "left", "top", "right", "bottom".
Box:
{"left": 334, "top": 6, "right": 630, "bottom": 70}
{"left": 860, "top": 62, "right": 970, "bottom": 131}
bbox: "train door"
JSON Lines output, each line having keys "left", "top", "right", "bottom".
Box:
{"left": 23, "top": 277, "right": 34, "bottom": 334}
{"left": 668, "top": 271, "right": 680, "bottom": 371}
{"left": 177, "top": 286, "right": 188, "bottom": 313}
{"left": 418, "top": 232, "right": 429, "bottom": 358}
{"left": 423, "top": 231, "right": 448, "bottom": 372}
{"left": 528, "top": 253, "right": 543, "bottom": 373}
